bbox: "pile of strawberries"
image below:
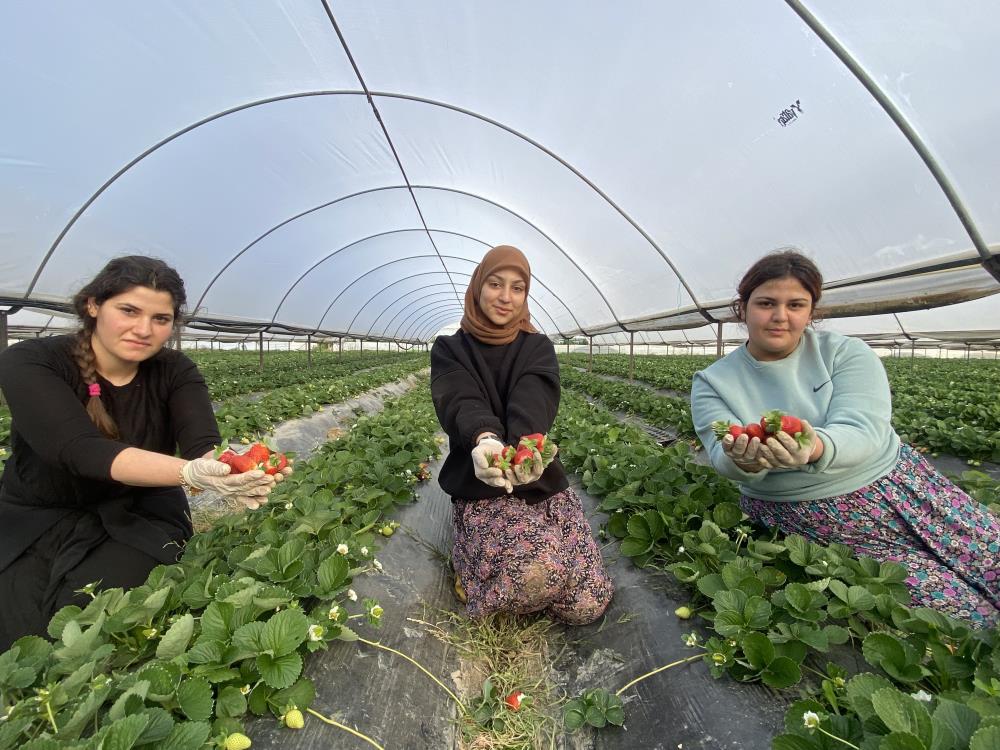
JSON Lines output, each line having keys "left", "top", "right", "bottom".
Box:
{"left": 217, "top": 441, "right": 289, "bottom": 475}
{"left": 485, "top": 432, "right": 557, "bottom": 475}
{"left": 711, "top": 410, "right": 810, "bottom": 447}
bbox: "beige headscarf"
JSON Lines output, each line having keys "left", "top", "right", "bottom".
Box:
{"left": 460, "top": 245, "right": 538, "bottom": 345}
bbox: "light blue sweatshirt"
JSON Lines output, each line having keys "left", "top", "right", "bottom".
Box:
{"left": 691, "top": 328, "right": 900, "bottom": 501}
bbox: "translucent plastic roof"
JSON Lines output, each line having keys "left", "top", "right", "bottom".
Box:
{"left": 2, "top": 2, "right": 998, "bottom": 343}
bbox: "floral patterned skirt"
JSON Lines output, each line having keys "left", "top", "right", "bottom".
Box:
{"left": 451, "top": 487, "right": 614, "bottom": 625}
{"left": 741, "top": 444, "right": 1000, "bottom": 627}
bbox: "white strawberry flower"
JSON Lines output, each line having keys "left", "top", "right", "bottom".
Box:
{"left": 360, "top": 546, "right": 369, "bottom": 556}
{"left": 307, "top": 624, "right": 324, "bottom": 642}
{"left": 284, "top": 502, "right": 293, "bottom": 510}
{"left": 802, "top": 711, "right": 821, "bottom": 729}
{"left": 327, "top": 605, "right": 341, "bottom": 620}
{"left": 911, "top": 690, "right": 933, "bottom": 703}
{"left": 347, "top": 589, "right": 358, "bottom": 602}
{"left": 683, "top": 633, "right": 699, "bottom": 647}
{"left": 373, "top": 558, "right": 383, "bottom": 572}
{"left": 337, "top": 543, "right": 349, "bottom": 555}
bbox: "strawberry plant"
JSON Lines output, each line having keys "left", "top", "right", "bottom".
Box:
{"left": 551, "top": 390, "right": 1000, "bottom": 749}
{"left": 0, "top": 382, "right": 442, "bottom": 749}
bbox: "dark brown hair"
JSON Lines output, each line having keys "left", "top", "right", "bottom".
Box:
{"left": 732, "top": 249, "right": 823, "bottom": 322}
{"left": 71, "top": 256, "right": 187, "bottom": 438}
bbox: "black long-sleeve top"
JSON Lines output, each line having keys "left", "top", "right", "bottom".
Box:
{"left": 0, "top": 335, "right": 221, "bottom": 571}
{"left": 430, "top": 330, "right": 568, "bottom": 504}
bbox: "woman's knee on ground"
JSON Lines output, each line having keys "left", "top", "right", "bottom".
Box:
{"left": 508, "top": 556, "right": 571, "bottom": 614}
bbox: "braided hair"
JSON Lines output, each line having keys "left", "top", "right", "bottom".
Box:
{"left": 70, "top": 256, "right": 187, "bottom": 438}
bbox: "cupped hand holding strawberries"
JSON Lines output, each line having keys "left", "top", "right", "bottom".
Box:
{"left": 472, "top": 432, "right": 559, "bottom": 492}
{"left": 184, "top": 441, "right": 294, "bottom": 511}
{"left": 758, "top": 420, "right": 818, "bottom": 469}
{"left": 471, "top": 437, "right": 514, "bottom": 493}
{"left": 181, "top": 456, "right": 275, "bottom": 510}
{"left": 712, "top": 411, "right": 818, "bottom": 472}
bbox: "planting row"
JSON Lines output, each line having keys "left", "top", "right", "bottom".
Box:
{"left": 189, "top": 350, "right": 421, "bottom": 401}
{"left": 0, "top": 382, "right": 442, "bottom": 750}
{"left": 560, "top": 367, "right": 695, "bottom": 442}
{"left": 559, "top": 352, "right": 714, "bottom": 392}
{"left": 549, "top": 390, "right": 1000, "bottom": 749}
{"left": 212, "top": 357, "right": 429, "bottom": 443}
{"left": 560, "top": 353, "right": 1000, "bottom": 462}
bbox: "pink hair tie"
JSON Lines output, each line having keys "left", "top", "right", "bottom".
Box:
{"left": 88, "top": 383, "right": 101, "bottom": 398}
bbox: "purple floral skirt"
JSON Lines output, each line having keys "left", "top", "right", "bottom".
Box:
{"left": 741, "top": 444, "right": 1000, "bottom": 627}
{"left": 451, "top": 487, "right": 614, "bottom": 625}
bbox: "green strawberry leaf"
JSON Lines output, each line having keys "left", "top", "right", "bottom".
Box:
{"left": 871, "top": 688, "right": 933, "bottom": 745}
{"left": 269, "top": 677, "right": 316, "bottom": 716}
{"left": 878, "top": 731, "right": 926, "bottom": 750}
{"left": 761, "top": 657, "right": 801, "bottom": 690}
{"left": 177, "top": 677, "right": 214, "bottom": 721}
{"left": 970, "top": 726, "right": 1000, "bottom": 750}
{"left": 101, "top": 713, "right": 151, "bottom": 750}
{"left": 317, "top": 554, "right": 350, "bottom": 592}
{"left": 262, "top": 609, "right": 309, "bottom": 657}
{"left": 157, "top": 720, "right": 211, "bottom": 750}
{"left": 216, "top": 685, "right": 249, "bottom": 718}
{"left": 932, "top": 698, "right": 980, "bottom": 748}
{"left": 156, "top": 613, "right": 195, "bottom": 660}
{"left": 257, "top": 651, "right": 303, "bottom": 689}
{"left": 741, "top": 632, "right": 775, "bottom": 670}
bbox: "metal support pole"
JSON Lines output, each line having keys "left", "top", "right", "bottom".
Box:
{"left": 307, "top": 334, "right": 312, "bottom": 367}
{"left": 0, "top": 310, "right": 8, "bottom": 355}
{"left": 588, "top": 337, "right": 593, "bottom": 372}
{"left": 629, "top": 332, "right": 635, "bottom": 381}
{"left": 173, "top": 329, "right": 182, "bottom": 350}
{"left": 258, "top": 331, "right": 264, "bottom": 372}
{"left": 716, "top": 322, "right": 723, "bottom": 358}
{"left": 338, "top": 337, "right": 343, "bottom": 357}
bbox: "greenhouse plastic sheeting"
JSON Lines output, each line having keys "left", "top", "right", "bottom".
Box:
{"left": 1, "top": 1, "right": 998, "bottom": 342}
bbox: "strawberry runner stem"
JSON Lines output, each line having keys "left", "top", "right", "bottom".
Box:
{"left": 305, "top": 708, "right": 385, "bottom": 750}
{"left": 614, "top": 653, "right": 702, "bottom": 697}
{"left": 815, "top": 726, "right": 860, "bottom": 749}
{"left": 357, "top": 637, "right": 467, "bottom": 715}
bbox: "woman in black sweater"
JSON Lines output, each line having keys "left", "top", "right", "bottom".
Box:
{"left": 0, "top": 256, "right": 279, "bottom": 650}
{"left": 431, "top": 245, "right": 613, "bottom": 624}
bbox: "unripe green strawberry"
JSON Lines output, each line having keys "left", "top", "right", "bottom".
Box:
{"left": 284, "top": 708, "right": 304, "bottom": 729}
{"left": 225, "top": 733, "right": 252, "bottom": 750}
{"left": 380, "top": 525, "right": 395, "bottom": 537}
{"left": 674, "top": 605, "right": 692, "bottom": 620}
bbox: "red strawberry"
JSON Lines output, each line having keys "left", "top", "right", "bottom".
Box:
{"left": 512, "top": 446, "right": 534, "bottom": 466}
{"left": 217, "top": 449, "right": 237, "bottom": 465}
{"left": 247, "top": 442, "right": 271, "bottom": 465}
{"left": 486, "top": 445, "right": 516, "bottom": 471}
{"left": 265, "top": 452, "right": 288, "bottom": 475}
{"left": 224, "top": 452, "right": 259, "bottom": 474}
{"left": 760, "top": 410, "right": 810, "bottom": 447}
{"left": 711, "top": 421, "right": 744, "bottom": 440}
{"left": 518, "top": 433, "right": 546, "bottom": 451}
{"left": 760, "top": 410, "right": 803, "bottom": 435}
{"left": 504, "top": 690, "right": 526, "bottom": 711}
{"left": 743, "top": 423, "right": 766, "bottom": 441}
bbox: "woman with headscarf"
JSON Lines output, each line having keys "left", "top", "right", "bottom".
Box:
{"left": 430, "top": 245, "right": 614, "bottom": 624}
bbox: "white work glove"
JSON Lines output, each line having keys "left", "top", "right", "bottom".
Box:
{"left": 512, "top": 447, "right": 545, "bottom": 485}
{"left": 470, "top": 437, "right": 513, "bottom": 494}
{"left": 759, "top": 420, "right": 817, "bottom": 469}
{"left": 181, "top": 458, "right": 274, "bottom": 510}
{"left": 721, "top": 433, "right": 772, "bottom": 473}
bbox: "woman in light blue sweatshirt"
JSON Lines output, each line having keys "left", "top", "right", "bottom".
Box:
{"left": 692, "top": 250, "right": 999, "bottom": 627}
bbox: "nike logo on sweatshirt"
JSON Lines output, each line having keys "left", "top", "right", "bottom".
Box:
{"left": 813, "top": 380, "right": 831, "bottom": 392}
